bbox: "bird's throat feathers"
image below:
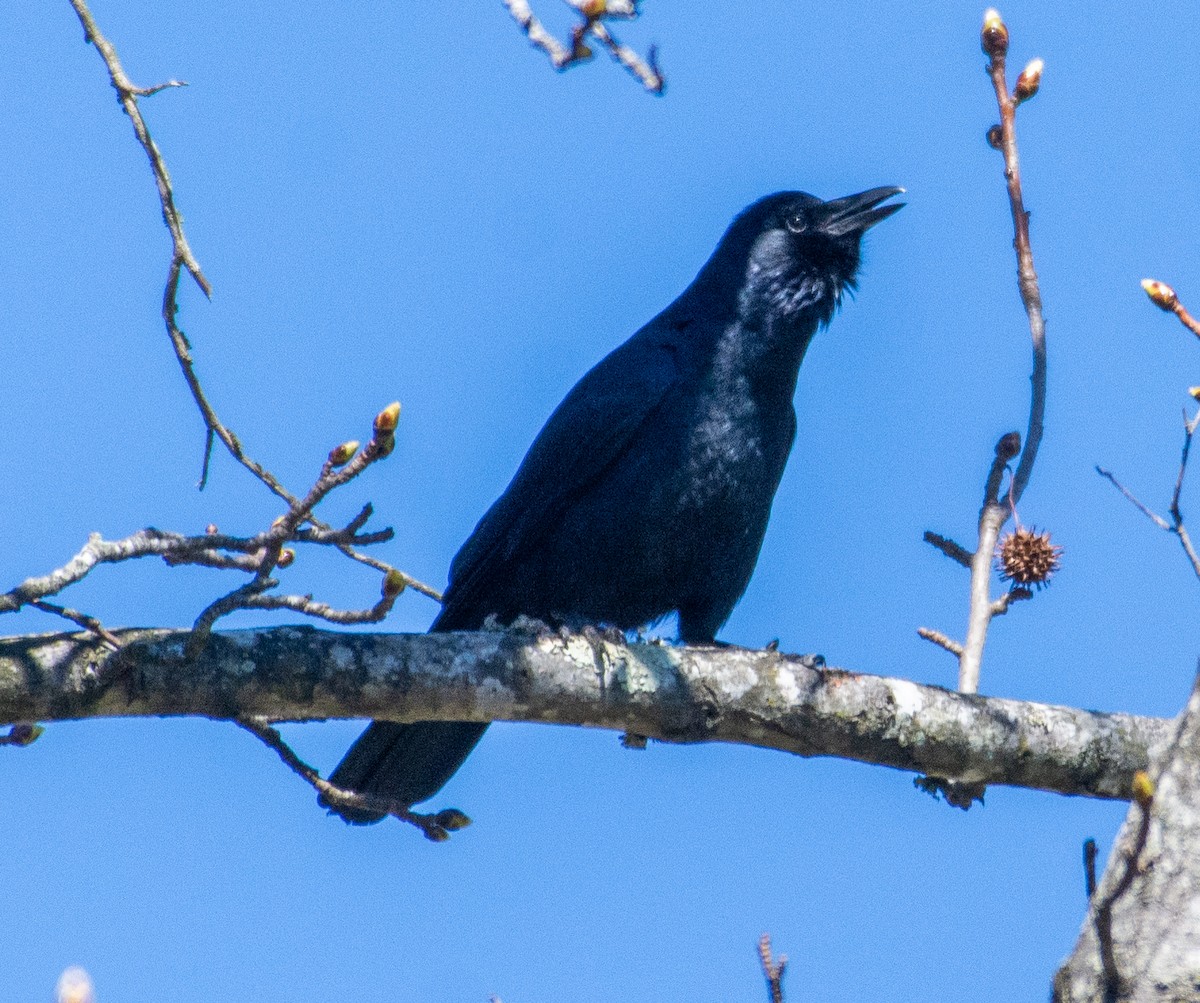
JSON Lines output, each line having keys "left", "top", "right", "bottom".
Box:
{"left": 737, "top": 229, "right": 852, "bottom": 337}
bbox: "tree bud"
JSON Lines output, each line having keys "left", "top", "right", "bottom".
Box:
{"left": 373, "top": 401, "right": 401, "bottom": 435}
{"left": 328, "top": 440, "right": 359, "bottom": 467}
{"left": 1142, "top": 278, "right": 1178, "bottom": 311}
{"left": 986, "top": 124, "right": 1004, "bottom": 150}
{"left": 382, "top": 568, "right": 406, "bottom": 598}
{"left": 981, "top": 9, "right": 1009, "bottom": 58}
{"left": 277, "top": 548, "right": 296, "bottom": 569}
{"left": 1132, "top": 769, "right": 1155, "bottom": 808}
{"left": 433, "top": 808, "right": 472, "bottom": 830}
{"left": 1013, "top": 58, "right": 1043, "bottom": 104}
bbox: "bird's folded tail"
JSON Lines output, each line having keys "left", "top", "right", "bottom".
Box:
{"left": 321, "top": 720, "right": 490, "bottom": 824}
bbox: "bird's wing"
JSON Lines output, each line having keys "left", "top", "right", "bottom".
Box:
{"left": 434, "top": 329, "right": 681, "bottom": 629}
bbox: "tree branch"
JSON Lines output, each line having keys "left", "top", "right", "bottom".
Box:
{"left": 0, "top": 626, "right": 1169, "bottom": 803}
{"left": 1054, "top": 668, "right": 1200, "bottom": 999}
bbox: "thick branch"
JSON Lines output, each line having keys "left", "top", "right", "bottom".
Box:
{"left": 1054, "top": 669, "right": 1200, "bottom": 999}
{"left": 0, "top": 627, "right": 1168, "bottom": 802}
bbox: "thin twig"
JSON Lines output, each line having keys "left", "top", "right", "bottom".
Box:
{"left": 503, "top": 0, "right": 574, "bottom": 65}
{"left": 990, "top": 587, "right": 1031, "bottom": 616}
{"left": 757, "top": 935, "right": 787, "bottom": 1003}
{"left": 1095, "top": 467, "right": 1171, "bottom": 531}
{"left": 929, "top": 12, "right": 1049, "bottom": 697}
{"left": 923, "top": 531, "right": 973, "bottom": 568}
{"left": 66, "top": 0, "right": 208, "bottom": 296}
{"left": 1097, "top": 407, "right": 1200, "bottom": 582}
{"left": 917, "top": 627, "right": 964, "bottom": 658}
{"left": 1083, "top": 837, "right": 1097, "bottom": 900}
{"left": 986, "top": 27, "right": 1046, "bottom": 508}
{"left": 29, "top": 600, "right": 122, "bottom": 650}
{"left": 588, "top": 22, "right": 664, "bottom": 93}
{"left": 502, "top": 0, "right": 664, "bottom": 93}
{"left": 235, "top": 717, "right": 470, "bottom": 840}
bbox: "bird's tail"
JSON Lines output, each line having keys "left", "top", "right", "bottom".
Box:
{"left": 322, "top": 720, "right": 489, "bottom": 824}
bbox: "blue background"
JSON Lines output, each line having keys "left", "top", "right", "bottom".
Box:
{"left": 3, "top": 2, "right": 1199, "bottom": 999}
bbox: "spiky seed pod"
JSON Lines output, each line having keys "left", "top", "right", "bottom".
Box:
{"left": 996, "top": 526, "right": 1062, "bottom": 589}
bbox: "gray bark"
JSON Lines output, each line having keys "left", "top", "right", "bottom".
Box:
{"left": 1054, "top": 670, "right": 1200, "bottom": 1001}
{"left": 0, "top": 625, "right": 1169, "bottom": 801}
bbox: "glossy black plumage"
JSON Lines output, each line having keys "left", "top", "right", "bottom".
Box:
{"left": 326, "top": 188, "right": 903, "bottom": 823}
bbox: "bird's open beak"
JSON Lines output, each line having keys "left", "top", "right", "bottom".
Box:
{"left": 819, "top": 187, "right": 905, "bottom": 238}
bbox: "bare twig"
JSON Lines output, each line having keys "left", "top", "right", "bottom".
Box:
{"left": 990, "top": 586, "right": 1031, "bottom": 616}
{"left": 923, "top": 531, "right": 973, "bottom": 568}
{"left": 758, "top": 935, "right": 787, "bottom": 1003}
{"left": 917, "top": 627, "right": 964, "bottom": 657}
{"left": 503, "top": 0, "right": 664, "bottom": 93}
{"left": 984, "top": 16, "right": 1046, "bottom": 508}
{"left": 235, "top": 717, "right": 470, "bottom": 841}
{"left": 1083, "top": 837, "right": 1098, "bottom": 900}
{"left": 66, "top": 0, "right": 207, "bottom": 296}
{"left": 64, "top": 0, "right": 440, "bottom": 614}
{"left": 504, "top": 0, "right": 574, "bottom": 65}
{"left": 1095, "top": 466, "right": 1172, "bottom": 531}
{"left": 924, "top": 13, "right": 1049, "bottom": 695}
{"left": 588, "top": 22, "right": 663, "bottom": 93}
{"left": 1, "top": 413, "right": 437, "bottom": 636}
{"left": 1097, "top": 406, "right": 1200, "bottom": 583}
{"left": 29, "top": 601, "right": 122, "bottom": 650}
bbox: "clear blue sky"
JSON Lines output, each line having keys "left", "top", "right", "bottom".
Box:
{"left": 4, "top": 2, "right": 1200, "bottom": 999}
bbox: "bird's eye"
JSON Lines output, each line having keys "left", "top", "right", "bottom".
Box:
{"left": 784, "top": 212, "right": 806, "bottom": 234}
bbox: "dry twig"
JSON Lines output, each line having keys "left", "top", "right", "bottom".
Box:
{"left": 503, "top": 0, "right": 664, "bottom": 93}
{"left": 235, "top": 717, "right": 470, "bottom": 841}
{"left": 758, "top": 935, "right": 787, "bottom": 1003}
{"left": 1097, "top": 408, "right": 1200, "bottom": 583}
{"left": 64, "top": 0, "right": 437, "bottom": 608}
{"left": 1099, "top": 281, "right": 1200, "bottom": 582}
{"left": 921, "top": 11, "right": 1049, "bottom": 696}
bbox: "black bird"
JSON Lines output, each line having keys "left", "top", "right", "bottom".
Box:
{"left": 326, "top": 187, "right": 903, "bottom": 823}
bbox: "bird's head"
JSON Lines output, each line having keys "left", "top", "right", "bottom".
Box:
{"left": 714, "top": 187, "right": 905, "bottom": 331}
